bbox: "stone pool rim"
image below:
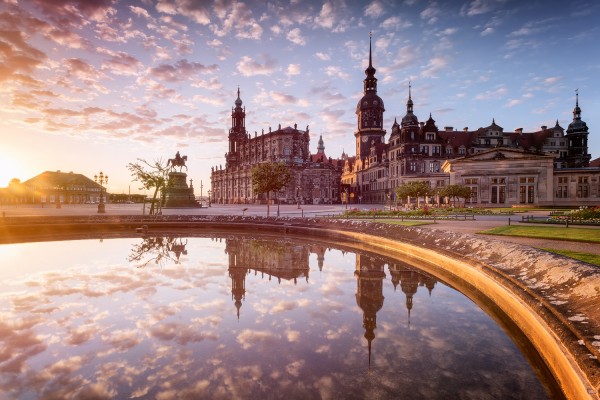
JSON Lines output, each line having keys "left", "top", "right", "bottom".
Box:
{"left": 1, "top": 215, "right": 599, "bottom": 400}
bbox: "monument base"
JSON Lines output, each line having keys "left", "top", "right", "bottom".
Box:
{"left": 163, "top": 171, "right": 200, "bottom": 208}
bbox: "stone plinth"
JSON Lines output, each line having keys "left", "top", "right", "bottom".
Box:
{"left": 163, "top": 171, "right": 200, "bottom": 208}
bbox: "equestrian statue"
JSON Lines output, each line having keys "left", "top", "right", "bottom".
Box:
{"left": 167, "top": 151, "right": 188, "bottom": 172}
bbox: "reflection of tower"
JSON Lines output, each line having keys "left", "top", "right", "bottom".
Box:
{"left": 388, "top": 262, "right": 438, "bottom": 325}
{"left": 226, "top": 240, "right": 247, "bottom": 319}
{"left": 354, "top": 254, "right": 386, "bottom": 369}
{"left": 308, "top": 244, "right": 327, "bottom": 271}
{"left": 225, "top": 238, "right": 314, "bottom": 318}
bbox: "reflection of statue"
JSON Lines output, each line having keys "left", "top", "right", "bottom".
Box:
{"left": 128, "top": 236, "right": 188, "bottom": 267}
{"left": 167, "top": 151, "right": 188, "bottom": 171}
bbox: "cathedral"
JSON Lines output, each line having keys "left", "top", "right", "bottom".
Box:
{"left": 341, "top": 35, "right": 599, "bottom": 207}
{"left": 210, "top": 89, "right": 341, "bottom": 205}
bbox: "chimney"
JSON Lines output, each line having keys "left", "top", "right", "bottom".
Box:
{"left": 515, "top": 128, "right": 523, "bottom": 133}
{"left": 463, "top": 127, "right": 468, "bottom": 132}
{"left": 541, "top": 125, "right": 547, "bottom": 130}
{"left": 444, "top": 126, "right": 453, "bottom": 132}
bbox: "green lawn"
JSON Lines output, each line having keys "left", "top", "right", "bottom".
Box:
{"left": 540, "top": 248, "right": 600, "bottom": 267}
{"left": 480, "top": 225, "right": 600, "bottom": 243}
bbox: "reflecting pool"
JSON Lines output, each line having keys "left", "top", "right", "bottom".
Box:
{"left": 0, "top": 235, "right": 556, "bottom": 399}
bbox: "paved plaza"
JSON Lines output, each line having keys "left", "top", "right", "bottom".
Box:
{"left": 1, "top": 202, "right": 599, "bottom": 256}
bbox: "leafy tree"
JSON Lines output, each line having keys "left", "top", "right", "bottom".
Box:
{"left": 127, "top": 158, "right": 169, "bottom": 215}
{"left": 438, "top": 184, "right": 472, "bottom": 207}
{"left": 8, "top": 178, "right": 21, "bottom": 186}
{"left": 251, "top": 162, "right": 292, "bottom": 217}
{"left": 395, "top": 181, "right": 433, "bottom": 208}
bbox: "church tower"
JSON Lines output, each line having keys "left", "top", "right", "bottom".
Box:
{"left": 355, "top": 33, "right": 386, "bottom": 160}
{"left": 226, "top": 88, "right": 247, "bottom": 167}
{"left": 565, "top": 90, "right": 591, "bottom": 168}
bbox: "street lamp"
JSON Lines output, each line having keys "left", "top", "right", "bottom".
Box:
{"left": 296, "top": 186, "right": 301, "bottom": 209}
{"left": 208, "top": 190, "right": 212, "bottom": 207}
{"left": 94, "top": 171, "right": 108, "bottom": 213}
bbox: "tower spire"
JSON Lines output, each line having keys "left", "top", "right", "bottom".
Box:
{"left": 369, "top": 31, "right": 373, "bottom": 69}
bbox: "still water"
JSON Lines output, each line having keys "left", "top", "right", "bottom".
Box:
{"left": 0, "top": 235, "right": 554, "bottom": 399}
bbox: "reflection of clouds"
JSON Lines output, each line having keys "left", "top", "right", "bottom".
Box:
{"left": 285, "top": 329, "right": 300, "bottom": 342}
{"left": 236, "top": 329, "right": 280, "bottom": 350}
{"left": 270, "top": 299, "right": 309, "bottom": 313}
{"left": 0, "top": 237, "right": 550, "bottom": 399}
{"left": 149, "top": 322, "right": 218, "bottom": 345}
{"left": 102, "top": 328, "right": 141, "bottom": 352}
{"left": 285, "top": 359, "right": 305, "bottom": 377}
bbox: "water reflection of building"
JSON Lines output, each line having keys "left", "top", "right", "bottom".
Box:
{"left": 225, "top": 238, "right": 325, "bottom": 317}
{"left": 354, "top": 255, "right": 438, "bottom": 367}
{"left": 354, "top": 254, "right": 386, "bottom": 368}
{"left": 388, "top": 261, "right": 437, "bottom": 322}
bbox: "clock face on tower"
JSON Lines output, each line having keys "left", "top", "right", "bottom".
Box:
{"left": 362, "top": 136, "right": 368, "bottom": 142}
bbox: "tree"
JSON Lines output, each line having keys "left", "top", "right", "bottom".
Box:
{"left": 127, "top": 158, "right": 169, "bottom": 215}
{"left": 438, "top": 184, "right": 472, "bottom": 207}
{"left": 251, "top": 162, "right": 292, "bottom": 217}
{"left": 395, "top": 181, "right": 433, "bottom": 208}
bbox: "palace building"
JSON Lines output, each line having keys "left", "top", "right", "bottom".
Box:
{"left": 341, "top": 36, "right": 599, "bottom": 207}
{"left": 210, "top": 89, "right": 342, "bottom": 205}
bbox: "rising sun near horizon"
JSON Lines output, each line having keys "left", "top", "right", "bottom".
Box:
{"left": 0, "top": 0, "right": 598, "bottom": 192}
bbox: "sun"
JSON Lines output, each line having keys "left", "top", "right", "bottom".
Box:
{"left": 0, "top": 151, "right": 25, "bottom": 187}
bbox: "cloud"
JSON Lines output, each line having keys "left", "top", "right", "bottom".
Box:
{"left": 380, "top": 16, "right": 413, "bottom": 30}
{"left": 364, "top": 1, "right": 385, "bottom": 18}
{"left": 148, "top": 59, "right": 218, "bottom": 82}
{"left": 461, "top": 0, "right": 504, "bottom": 16}
{"left": 421, "top": 56, "right": 449, "bottom": 78}
{"left": 100, "top": 51, "right": 142, "bottom": 76}
{"left": 475, "top": 85, "right": 508, "bottom": 100}
{"left": 286, "top": 28, "right": 306, "bottom": 46}
{"left": 236, "top": 54, "right": 277, "bottom": 77}
{"left": 315, "top": 52, "right": 331, "bottom": 61}
{"left": 505, "top": 98, "right": 523, "bottom": 107}
{"left": 210, "top": 1, "right": 263, "bottom": 40}
{"left": 286, "top": 64, "right": 301, "bottom": 76}
{"left": 129, "top": 5, "right": 152, "bottom": 19}
{"left": 325, "top": 66, "right": 351, "bottom": 81}
{"left": 420, "top": 2, "right": 441, "bottom": 24}
{"left": 156, "top": 0, "right": 210, "bottom": 25}
{"left": 481, "top": 27, "right": 495, "bottom": 36}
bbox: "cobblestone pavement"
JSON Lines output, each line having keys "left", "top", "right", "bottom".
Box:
{"left": 1, "top": 203, "right": 598, "bottom": 256}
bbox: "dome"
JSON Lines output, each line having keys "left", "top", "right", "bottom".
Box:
{"left": 401, "top": 112, "right": 418, "bottom": 127}
{"left": 356, "top": 92, "right": 385, "bottom": 113}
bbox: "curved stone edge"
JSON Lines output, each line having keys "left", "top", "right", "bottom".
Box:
{"left": 1, "top": 215, "right": 599, "bottom": 398}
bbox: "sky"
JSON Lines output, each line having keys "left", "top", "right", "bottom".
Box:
{"left": 1, "top": 0, "right": 599, "bottom": 195}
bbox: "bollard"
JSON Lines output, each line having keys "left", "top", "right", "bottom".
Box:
{"left": 508, "top": 217, "right": 511, "bottom": 226}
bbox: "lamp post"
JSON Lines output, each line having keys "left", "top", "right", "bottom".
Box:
{"left": 94, "top": 171, "right": 108, "bottom": 213}
{"left": 55, "top": 186, "right": 62, "bottom": 209}
{"left": 296, "top": 186, "right": 301, "bottom": 209}
{"left": 207, "top": 190, "right": 212, "bottom": 207}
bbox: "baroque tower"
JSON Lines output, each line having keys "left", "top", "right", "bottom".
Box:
{"left": 355, "top": 33, "right": 386, "bottom": 160}
{"left": 565, "top": 90, "right": 591, "bottom": 168}
{"left": 227, "top": 88, "right": 247, "bottom": 167}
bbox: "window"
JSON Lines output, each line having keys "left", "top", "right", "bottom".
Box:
{"left": 409, "top": 162, "right": 417, "bottom": 172}
{"left": 429, "top": 161, "right": 439, "bottom": 173}
{"left": 422, "top": 145, "right": 429, "bottom": 155}
{"left": 464, "top": 178, "right": 478, "bottom": 204}
{"left": 519, "top": 177, "right": 535, "bottom": 204}
{"left": 432, "top": 146, "right": 440, "bottom": 155}
{"left": 459, "top": 147, "right": 466, "bottom": 155}
{"left": 577, "top": 176, "right": 589, "bottom": 198}
{"left": 446, "top": 146, "right": 453, "bottom": 155}
{"left": 426, "top": 133, "right": 435, "bottom": 141}
{"left": 491, "top": 178, "right": 506, "bottom": 204}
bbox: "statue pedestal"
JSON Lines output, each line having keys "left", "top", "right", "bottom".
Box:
{"left": 163, "top": 172, "right": 200, "bottom": 208}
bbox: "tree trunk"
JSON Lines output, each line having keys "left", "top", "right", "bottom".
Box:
{"left": 149, "top": 187, "right": 160, "bottom": 215}
{"left": 267, "top": 191, "right": 270, "bottom": 217}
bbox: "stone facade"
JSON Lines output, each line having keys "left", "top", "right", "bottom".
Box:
{"left": 211, "top": 90, "right": 341, "bottom": 205}
{"left": 341, "top": 35, "right": 598, "bottom": 207}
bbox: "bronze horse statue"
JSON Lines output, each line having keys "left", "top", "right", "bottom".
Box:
{"left": 167, "top": 152, "right": 188, "bottom": 171}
